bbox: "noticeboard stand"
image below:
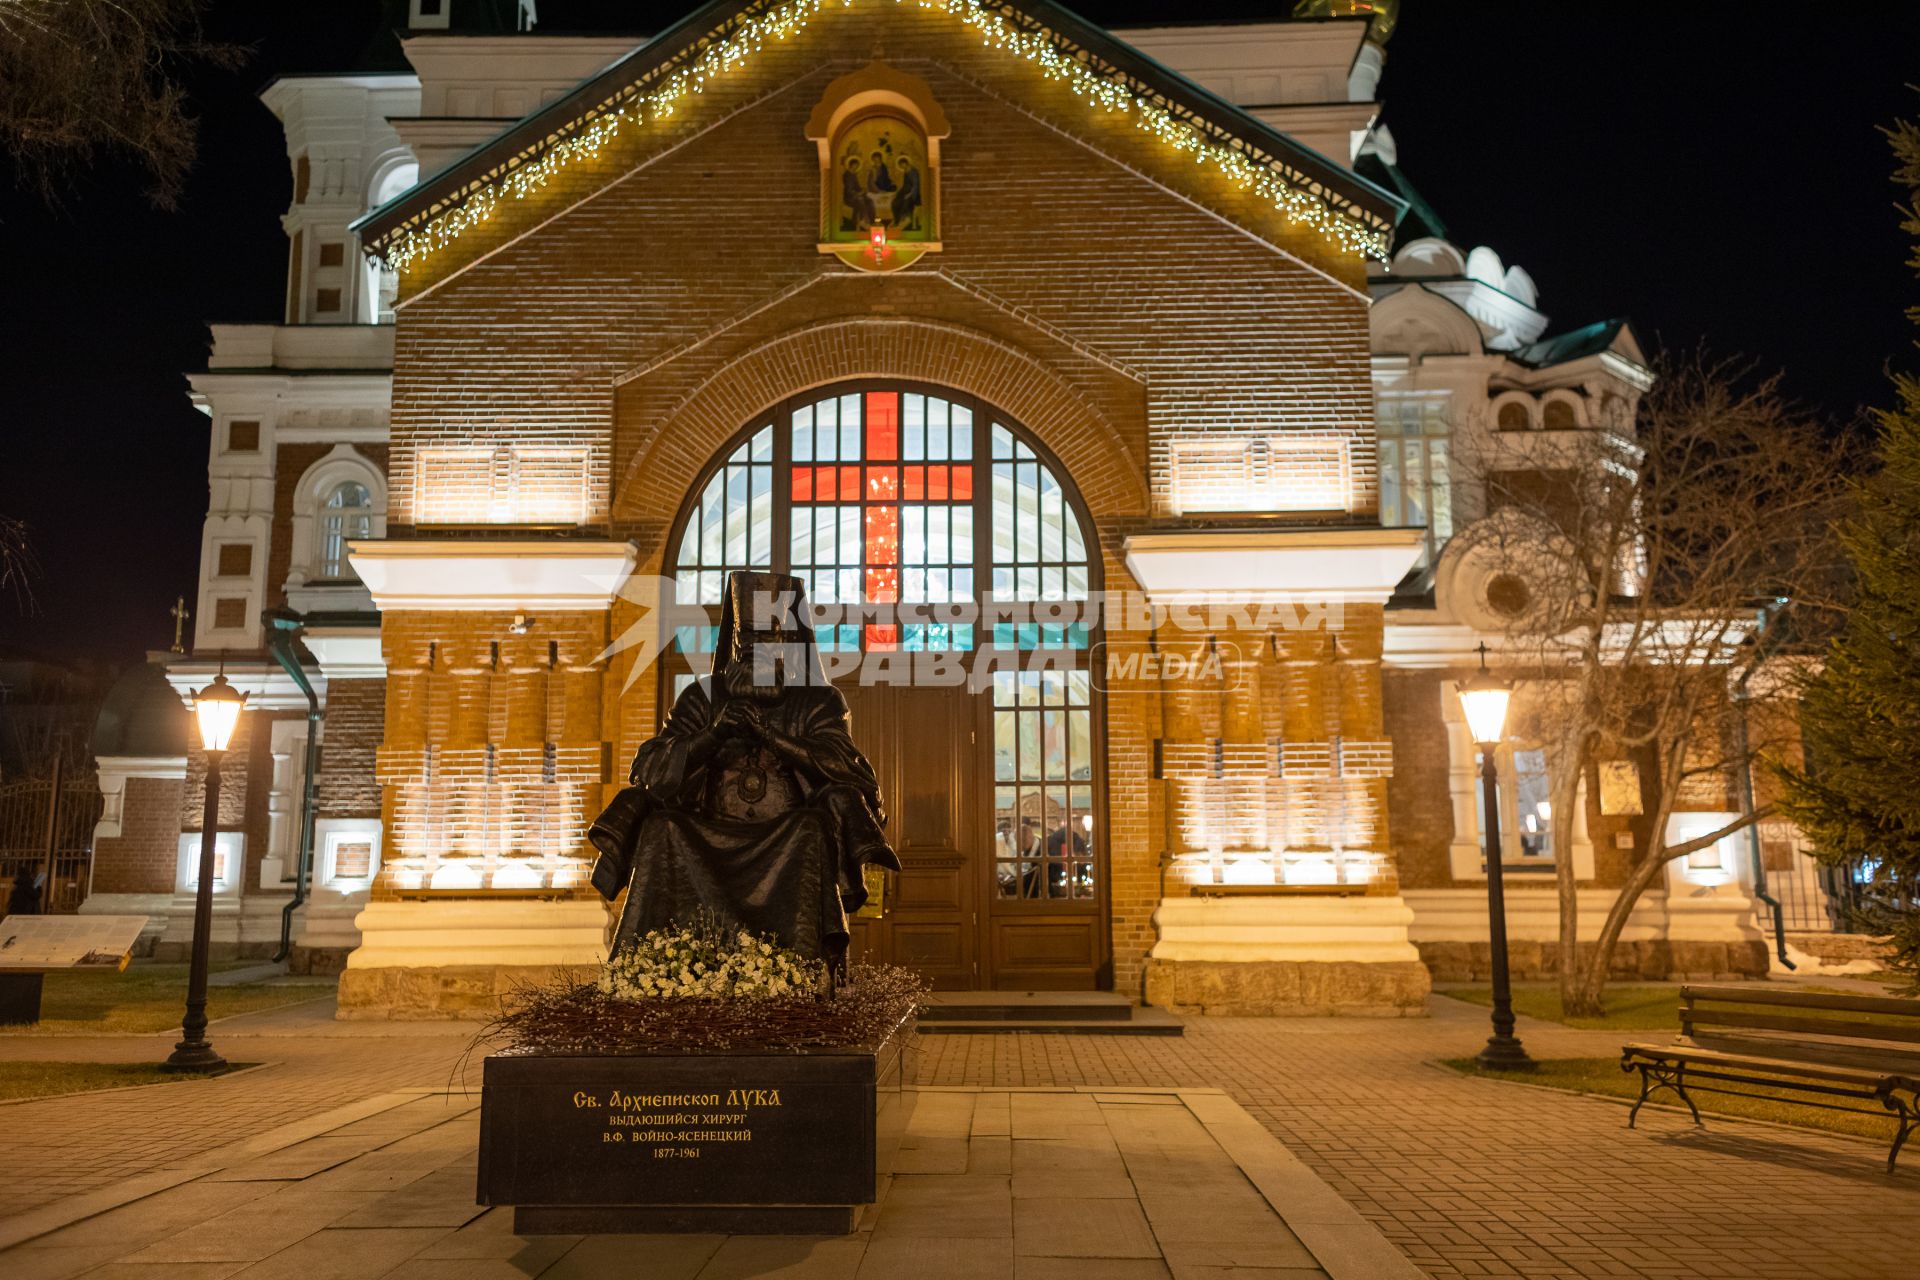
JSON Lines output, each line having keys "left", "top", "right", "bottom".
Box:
{"left": 0, "top": 914, "right": 151, "bottom": 1026}
{"left": 0, "top": 971, "right": 43, "bottom": 1025}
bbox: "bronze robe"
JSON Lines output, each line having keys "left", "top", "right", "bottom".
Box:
{"left": 588, "top": 677, "right": 898, "bottom": 962}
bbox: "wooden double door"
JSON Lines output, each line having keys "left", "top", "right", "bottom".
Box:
{"left": 841, "top": 684, "right": 1107, "bottom": 990}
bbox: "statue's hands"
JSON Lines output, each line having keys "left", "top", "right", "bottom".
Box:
{"left": 710, "top": 696, "right": 759, "bottom": 740}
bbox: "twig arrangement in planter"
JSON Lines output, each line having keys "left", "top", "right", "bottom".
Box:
{"left": 484, "top": 962, "right": 926, "bottom": 1056}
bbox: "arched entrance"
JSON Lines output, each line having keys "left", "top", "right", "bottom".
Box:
{"left": 662, "top": 381, "right": 1107, "bottom": 989}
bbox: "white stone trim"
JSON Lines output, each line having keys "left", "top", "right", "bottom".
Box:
{"left": 94, "top": 755, "right": 190, "bottom": 779}
{"left": 349, "top": 539, "right": 637, "bottom": 612}
{"left": 263, "top": 718, "right": 316, "bottom": 888}
{"left": 1150, "top": 893, "right": 1420, "bottom": 964}
{"left": 316, "top": 818, "right": 383, "bottom": 892}
{"left": 347, "top": 899, "right": 608, "bottom": 969}
{"left": 78, "top": 893, "right": 173, "bottom": 943}
{"left": 1123, "top": 528, "right": 1425, "bottom": 605}
{"left": 176, "top": 831, "right": 246, "bottom": 897}
{"left": 164, "top": 660, "right": 326, "bottom": 713}
{"left": 1382, "top": 617, "right": 1491, "bottom": 667}
{"left": 1442, "top": 690, "right": 1595, "bottom": 882}
{"left": 1403, "top": 886, "right": 1667, "bottom": 943}
{"left": 1661, "top": 811, "right": 1762, "bottom": 944}
{"left": 302, "top": 629, "right": 385, "bottom": 679}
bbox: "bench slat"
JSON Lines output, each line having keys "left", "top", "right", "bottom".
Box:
{"left": 1688, "top": 1030, "right": 1920, "bottom": 1076}
{"left": 1683, "top": 984, "right": 1920, "bottom": 1019}
{"left": 1684, "top": 1008, "right": 1920, "bottom": 1045}
{"left": 1621, "top": 1043, "right": 1897, "bottom": 1087}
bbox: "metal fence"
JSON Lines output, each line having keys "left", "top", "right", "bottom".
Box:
{"left": 0, "top": 776, "right": 102, "bottom": 914}
{"left": 1757, "top": 819, "right": 1917, "bottom": 934}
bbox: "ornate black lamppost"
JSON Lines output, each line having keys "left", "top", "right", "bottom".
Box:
{"left": 1457, "top": 643, "right": 1534, "bottom": 1071}
{"left": 165, "top": 672, "right": 247, "bottom": 1073}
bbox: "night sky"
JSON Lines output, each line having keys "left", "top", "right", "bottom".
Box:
{"left": 1, "top": 1, "right": 1915, "bottom": 668}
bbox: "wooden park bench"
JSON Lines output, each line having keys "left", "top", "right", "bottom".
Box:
{"left": 1620, "top": 984, "right": 1920, "bottom": 1172}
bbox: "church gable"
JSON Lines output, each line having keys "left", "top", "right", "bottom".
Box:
{"left": 384, "top": 41, "right": 1382, "bottom": 534}
{"left": 357, "top": 0, "right": 1400, "bottom": 292}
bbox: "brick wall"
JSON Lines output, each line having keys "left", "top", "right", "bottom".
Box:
{"left": 1384, "top": 670, "right": 1454, "bottom": 890}
{"left": 318, "top": 678, "right": 385, "bottom": 820}
{"left": 91, "top": 776, "right": 185, "bottom": 895}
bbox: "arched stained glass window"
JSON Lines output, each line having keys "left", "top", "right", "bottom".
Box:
{"left": 671, "top": 385, "right": 1091, "bottom": 654}
{"left": 674, "top": 424, "right": 774, "bottom": 605}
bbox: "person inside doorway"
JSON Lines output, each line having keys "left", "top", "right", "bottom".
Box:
{"left": 1017, "top": 819, "right": 1046, "bottom": 898}
{"left": 1046, "top": 817, "right": 1088, "bottom": 898}
{"left": 995, "top": 818, "right": 1018, "bottom": 895}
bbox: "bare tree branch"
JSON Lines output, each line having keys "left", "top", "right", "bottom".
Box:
{"left": 0, "top": 0, "right": 242, "bottom": 209}
{"left": 1453, "top": 352, "right": 1852, "bottom": 1013}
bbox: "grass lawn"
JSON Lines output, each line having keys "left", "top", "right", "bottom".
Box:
{"left": 1441, "top": 982, "right": 1914, "bottom": 1033}
{"left": 1439, "top": 984, "right": 1688, "bottom": 1031}
{"left": 1444, "top": 1056, "right": 1901, "bottom": 1144}
{"left": 0, "top": 1060, "right": 236, "bottom": 1102}
{"left": 1, "top": 964, "right": 329, "bottom": 1035}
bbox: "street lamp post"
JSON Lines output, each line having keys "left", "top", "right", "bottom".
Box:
{"left": 165, "top": 672, "right": 247, "bottom": 1073}
{"left": 1457, "top": 643, "right": 1535, "bottom": 1072}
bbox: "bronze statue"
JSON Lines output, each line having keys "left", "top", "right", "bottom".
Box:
{"left": 587, "top": 572, "right": 900, "bottom": 973}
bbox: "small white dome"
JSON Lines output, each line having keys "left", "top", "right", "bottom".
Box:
{"left": 1391, "top": 236, "right": 1467, "bottom": 278}
{"left": 1465, "top": 245, "right": 1506, "bottom": 289}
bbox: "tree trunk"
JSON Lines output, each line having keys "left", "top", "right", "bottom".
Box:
{"left": 1572, "top": 810, "right": 1765, "bottom": 1013}
{"left": 1551, "top": 774, "right": 1584, "bottom": 1013}
{"left": 1574, "top": 846, "right": 1669, "bottom": 1013}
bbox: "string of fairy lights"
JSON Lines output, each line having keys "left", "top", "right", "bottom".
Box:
{"left": 372, "top": 0, "right": 1393, "bottom": 276}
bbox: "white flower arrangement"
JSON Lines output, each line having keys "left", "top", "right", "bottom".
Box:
{"left": 601, "top": 920, "right": 821, "bottom": 1001}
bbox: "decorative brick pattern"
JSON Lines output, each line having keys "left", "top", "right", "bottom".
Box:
{"left": 317, "top": 678, "right": 385, "bottom": 820}
{"left": 1153, "top": 608, "right": 1397, "bottom": 897}
{"left": 371, "top": 611, "right": 611, "bottom": 899}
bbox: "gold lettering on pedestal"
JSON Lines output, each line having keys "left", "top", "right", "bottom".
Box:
{"left": 570, "top": 1085, "right": 784, "bottom": 1155}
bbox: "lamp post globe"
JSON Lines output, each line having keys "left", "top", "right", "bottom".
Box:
{"left": 1456, "top": 643, "right": 1535, "bottom": 1072}
{"left": 193, "top": 673, "right": 247, "bottom": 753}
{"left": 166, "top": 672, "right": 248, "bottom": 1073}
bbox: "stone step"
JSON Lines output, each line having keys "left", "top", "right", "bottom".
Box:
{"left": 916, "top": 1006, "right": 1185, "bottom": 1036}
{"left": 919, "top": 991, "right": 1135, "bottom": 1022}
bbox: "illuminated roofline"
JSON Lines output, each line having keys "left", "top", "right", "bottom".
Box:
{"left": 354, "top": 0, "right": 1403, "bottom": 275}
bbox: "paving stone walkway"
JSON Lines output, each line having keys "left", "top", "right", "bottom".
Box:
{"left": 0, "top": 1083, "right": 1422, "bottom": 1280}
{"left": 2, "top": 993, "right": 1918, "bottom": 1277}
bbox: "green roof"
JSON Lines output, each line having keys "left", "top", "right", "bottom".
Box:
{"left": 1514, "top": 318, "right": 1634, "bottom": 369}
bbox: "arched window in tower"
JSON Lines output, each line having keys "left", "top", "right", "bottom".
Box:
{"left": 1542, "top": 398, "right": 1578, "bottom": 431}
{"left": 1496, "top": 400, "right": 1533, "bottom": 433}
{"left": 320, "top": 481, "right": 374, "bottom": 579}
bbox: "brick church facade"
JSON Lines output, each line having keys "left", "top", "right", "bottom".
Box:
{"left": 84, "top": 1, "right": 1773, "bottom": 1017}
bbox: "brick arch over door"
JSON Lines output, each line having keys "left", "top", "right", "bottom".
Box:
{"left": 612, "top": 316, "right": 1146, "bottom": 562}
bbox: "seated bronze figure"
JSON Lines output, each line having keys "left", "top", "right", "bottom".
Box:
{"left": 587, "top": 571, "right": 900, "bottom": 974}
